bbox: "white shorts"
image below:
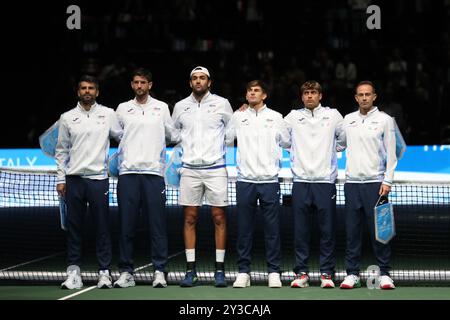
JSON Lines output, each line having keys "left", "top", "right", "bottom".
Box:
{"left": 179, "top": 167, "right": 228, "bottom": 207}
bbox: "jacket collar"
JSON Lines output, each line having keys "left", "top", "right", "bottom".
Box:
{"left": 190, "top": 91, "right": 211, "bottom": 104}
{"left": 133, "top": 96, "right": 152, "bottom": 107}
{"left": 77, "top": 102, "right": 97, "bottom": 113}
{"left": 359, "top": 106, "right": 378, "bottom": 117}
{"left": 248, "top": 104, "right": 267, "bottom": 114}
{"left": 302, "top": 103, "right": 322, "bottom": 116}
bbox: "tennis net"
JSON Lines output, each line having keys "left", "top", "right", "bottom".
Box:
{"left": 1, "top": 167, "right": 449, "bottom": 285}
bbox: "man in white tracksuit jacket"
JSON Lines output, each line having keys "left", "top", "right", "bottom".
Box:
{"left": 112, "top": 68, "right": 180, "bottom": 289}
{"left": 172, "top": 66, "right": 233, "bottom": 287}
{"left": 55, "top": 75, "right": 122, "bottom": 290}
{"left": 284, "top": 80, "right": 345, "bottom": 289}
{"left": 339, "top": 81, "right": 397, "bottom": 290}
{"left": 225, "top": 80, "right": 290, "bottom": 288}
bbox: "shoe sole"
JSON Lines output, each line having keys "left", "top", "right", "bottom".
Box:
{"left": 215, "top": 282, "right": 228, "bottom": 288}
{"left": 153, "top": 282, "right": 168, "bottom": 288}
{"left": 233, "top": 285, "right": 250, "bottom": 288}
{"left": 113, "top": 282, "right": 136, "bottom": 288}
{"left": 380, "top": 285, "right": 395, "bottom": 290}
{"left": 232, "top": 281, "right": 251, "bottom": 288}
{"left": 61, "top": 285, "right": 83, "bottom": 290}
{"left": 321, "top": 281, "right": 335, "bottom": 288}
{"left": 291, "top": 283, "right": 309, "bottom": 288}
{"left": 180, "top": 280, "right": 198, "bottom": 287}
{"left": 340, "top": 283, "right": 361, "bottom": 289}
{"left": 61, "top": 282, "right": 83, "bottom": 290}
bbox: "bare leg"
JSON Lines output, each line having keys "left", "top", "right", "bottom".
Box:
{"left": 183, "top": 206, "right": 199, "bottom": 249}
{"left": 211, "top": 206, "right": 227, "bottom": 250}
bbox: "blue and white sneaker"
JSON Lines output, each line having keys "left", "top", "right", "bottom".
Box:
{"left": 214, "top": 270, "right": 227, "bottom": 287}
{"left": 180, "top": 270, "right": 198, "bottom": 287}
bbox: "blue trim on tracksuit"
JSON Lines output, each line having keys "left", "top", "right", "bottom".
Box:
{"left": 236, "top": 181, "right": 281, "bottom": 273}
{"left": 65, "top": 176, "right": 111, "bottom": 271}
{"left": 344, "top": 182, "right": 392, "bottom": 276}
{"left": 292, "top": 182, "right": 336, "bottom": 275}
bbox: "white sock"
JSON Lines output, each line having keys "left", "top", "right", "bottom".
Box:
{"left": 185, "top": 249, "right": 195, "bottom": 262}
{"left": 216, "top": 249, "right": 225, "bottom": 263}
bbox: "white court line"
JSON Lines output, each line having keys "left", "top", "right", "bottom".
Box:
{"left": 57, "top": 250, "right": 185, "bottom": 300}
{"left": 0, "top": 252, "right": 64, "bottom": 272}
{"left": 58, "top": 286, "right": 97, "bottom": 300}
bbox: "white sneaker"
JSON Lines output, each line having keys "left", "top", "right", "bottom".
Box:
{"left": 233, "top": 273, "right": 251, "bottom": 288}
{"left": 320, "top": 274, "right": 335, "bottom": 288}
{"left": 113, "top": 271, "right": 136, "bottom": 288}
{"left": 97, "top": 270, "right": 113, "bottom": 289}
{"left": 340, "top": 275, "right": 361, "bottom": 289}
{"left": 290, "top": 272, "right": 309, "bottom": 288}
{"left": 379, "top": 275, "right": 395, "bottom": 289}
{"left": 61, "top": 265, "right": 83, "bottom": 290}
{"left": 268, "top": 272, "right": 282, "bottom": 288}
{"left": 153, "top": 270, "right": 167, "bottom": 288}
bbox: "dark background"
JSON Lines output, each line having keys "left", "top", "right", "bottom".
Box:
{"left": 2, "top": 0, "right": 450, "bottom": 147}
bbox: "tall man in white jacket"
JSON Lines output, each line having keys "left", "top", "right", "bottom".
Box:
{"left": 172, "top": 66, "right": 233, "bottom": 287}
{"left": 113, "top": 68, "right": 180, "bottom": 289}
{"left": 56, "top": 75, "right": 123, "bottom": 290}
{"left": 226, "top": 80, "right": 290, "bottom": 288}
{"left": 284, "top": 80, "right": 345, "bottom": 289}
{"left": 340, "top": 81, "right": 397, "bottom": 290}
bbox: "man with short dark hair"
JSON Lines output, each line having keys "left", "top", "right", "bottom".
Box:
{"left": 284, "top": 80, "right": 345, "bottom": 289}
{"left": 226, "top": 80, "right": 290, "bottom": 288}
{"left": 113, "top": 68, "right": 180, "bottom": 289}
{"left": 172, "top": 66, "right": 233, "bottom": 287}
{"left": 56, "top": 75, "right": 122, "bottom": 290}
{"left": 340, "top": 81, "right": 397, "bottom": 290}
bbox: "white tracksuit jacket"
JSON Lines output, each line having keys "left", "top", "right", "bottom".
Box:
{"left": 342, "top": 107, "right": 397, "bottom": 185}
{"left": 172, "top": 92, "right": 233, "bottom": 168}
{"left": 116, "top": 97, "right": 180, "bottom": 176}
{"left": 55, "top": 103, "right": 122, "bottom": 183}
{"left": 225, "top": 105, "right": 290, "bottom": 183}
{"left": 284, "top": 105, "right": 345, "bottom": 183}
